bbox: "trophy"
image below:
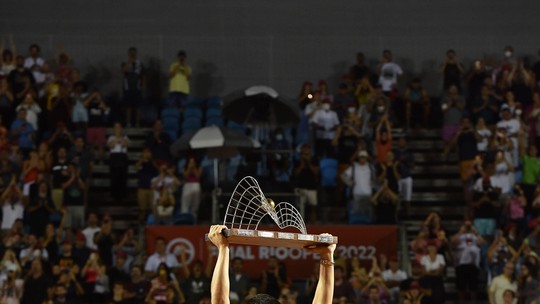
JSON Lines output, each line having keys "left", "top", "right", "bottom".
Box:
{"left": 209, "top": 176, "right": 337, "bottom": 248}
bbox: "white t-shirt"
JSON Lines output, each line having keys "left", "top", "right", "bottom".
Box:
{"left": 82, "top": 226, "right": 102, "bottom": 250}
{"left": 489, "top": 275, "right": 517, "bottom": 304}
{"left": 343, "top": 162, "right": 372, "bottom": 196}
{"left": 420, "top": 254, "right": 445, "bottom": 272}
{"left": 382, "top": 269, "right": 407, "bottom": 282}
{"left": 152, "top": 176, "right": 178, "bottom": 204}
{"left": 496, "top": 119, "right": 520, "bottom": 137}
{"left": 378, "top": 62, "right": 403, "bottom": 92}
{"left": 19, "top": 247, "right": 49, "bottom": 263}
{"left": 16, "top": 103, "right": 41, "bottom": 131}
{"left": 107, "top": 135, "right": 129, "bottom": 153}
{"left": 312, "top": 109, "right": 340, "bottom": 140}
{"left": 1, "top": 202, "right": 24, "bottom": 230}
{"left": 476, "top": 129, "right": 492, "bottom": 152}
{"left": 24, "top": 57, "right": 45, "bottom": 83}
{"left": 144, "top": 252, "right": 179, "bottom": 273}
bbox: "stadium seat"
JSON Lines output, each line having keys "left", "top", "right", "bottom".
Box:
{"left": 184, "top": 96, "right": 204, "bottom": 109}
{"left": 227, "top": 120, "right": 245, "bottom": 132}
{"left": 182, "top": 117, "right": 202, "bottom": 133}
{"left": 161, "top": 107, "right": 181, "bottom": 140}
{"left": 206, "top": 96, "right": 222, "bottom": 109}
{"left": 183, "top": 107, "right": 203, "bottom": 120}
{"left": 319, "top": 158, "right": 338, "bottom": 187}
{"left": 173, "top": 213, "right": 196, "bottom": 225}
{"left": 205, "top": 117, "right": 224, "bottom": 127}
{"left": 205, "top": 107, "right": 222, "bottom": 119}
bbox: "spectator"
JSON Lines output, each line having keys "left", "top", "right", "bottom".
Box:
{"left": 68, "top": 136, "right": 93, "bottom": 185}
{"left": 267, "top": 128, "right": 291, "bottom": 182}
{"left": 475, "top": 117, "right": 492, "bottom": 156}
{"left": 19, "top": 233, "right": 48, "bottom": 269}
{"left": 135, "top": 148, "right": 158, "bottom": 222}
{"left": 451, "top": 220, "right": 484, "bottom": 302}
{"left": 440, "top": 49, "right": 465, "bottom": 91}
{"left": 181, "top": 157, "right": 202, "bottom": 219}
{"left": 51, "top": 147, "right": 69, "bottom": 209}
{"left": 487, "top": 235, "right": 518, "bottom": 279}
{"left": 21, "top": 150, "right": 43, "bottom": 199}
{"left": 472, "top": 85, "right": 499, "bottom": 127}
{"left": 81, "top": 252, "right": 110, "bottom": 303}
{"left": 297, "top": 81, "right": 313, "bottom": 110}
{"left": 410, "top": 227, "right": 429, "bottom": 263}
{"left": 124, "top": 265, "right": 150, "bottom": 304}
{"left": 293, "top": 144, "right": 319, "bottom": 223}
{"left": 403, "top": 78, "right": 431, "bottom": 130}
{"left": 521, "top": 145, "right": 540, "bottom": 205}
{"left": 378, "top": 150, "right": 400, "bottom": 195}
{"left": 55, "top": 51, "right": 74, "bottom": 88}
{"left": 333, "top": 265, "right": 355, "bottom": 303}
{"left": 492, "top": 150, "right": 514, "bottom": 195}
{"left": 43, "top": 221, "right": 62, "bottom": 265}
{"left": 355, "top": 77, "right": 374, "bottom": 113}
{"left": 151, "top": 164, "right": 181, "bottom": 224}
{"left": 382, "top": 257, "right": 407, "bottom": 303}
{"left": 21, "top": 259, "right": 50, "bottom": 304}
{"left": 466, "top": 59, "right": 489, "bottom": 102}
{"left": 0, "top": 35, "right": 17, "bottom": 75}
{"left": 399, "top": 261, "right": 433, "bottom": 304}
{"left": 85, "top": 88, "right": 109, "bottom": 163}
{"left": 49, "top": 85, "right": 72, "bottom": 131}
{"left": 107, "top": 122, "right": 130, "bottom": 202}
{"left": 420, "top": 241, "right": 446, "bottom": 303}
{"left": 452, "top": 117, "right": 480, "bottom": 184}
{"left": 350, "top": 52, "right": 373, "bottom": 83}
{"left": 107, "top": 252, "right": 130, "bottom": 291}
{"left": 259, "top": 256, "right": 289, "bottom": 299}
{"left": 0, "top": 263, "right": 23, "bottom": 303}
{"left": 168, "top": 50, "right": 191, "bottom": 108}
{"left": 333, "top": 117, "right": 363, "bottom": 205}
{"left": 472, "top": 164, "right": 501, "bottom": 237}
{"left": 145, "top": 263, "right": 185, "bottom": 304}
{"left": 10, "top": 108, "right": 35, "bottom": 156}
{"left": 488, "top": 261, "right": 517, "bottom": 304}
{"left": 517, "top": 263, "right": 537, "bottom": 304}
{"left": 394, "top": 136, "right": 414, "bottom": 210}
{"left": 49, "top": 121, "right": 74, "bottom": 154}
{"left": 317, "top": 80, "right": 333, "bottom": 104}
{"left": 341, "top": 150, "right": 374, "bottom": 219}
{"left": 0, "top": 181, "right": 24, "bottom": 232}
{"left": 371, "top": 179, "right": 399, "bottom": 225}
{"left": 114, "top": 227, "right": 140, "bottom": 273}
{"left": 0, "top": 76, "right": 14, "bottom": 128}
{"left": 82, "top": 212, "right": 101, "bottom": 250}
{"left": 25, "top": 179, "right": 54, "bottom": 237}
{"left": 122, "top": 47, "right": 145, "bottom": 127}
{"left": 145, "top": 119, "right": 171, "bottom": 165}
{"left": 229, "top": 258, "right": 250, "bottom": 302}
{"left": 70, "top": 81, "right": 91, "bottom": 131}
{"left": 377, "top": 50, "right": 403, "bottom": 100}
{"left": 16, "top": 91, "right": 41, "bottom": 131}
{"left": 23, "top": 44, "right": 44, "bottom": 84}
{"left": 375, "top": 115, "right": 393, "bottom": 164}
{"left": 61, "top": 163, "right": 86, "bottom": 229}
{"left": 334, "top": 83, "right": 356, "bottom": 120}
{"left": 401, "top": 281, "right": 426, "bottom": 304}
{"left": 440, "top": 84, "right": 467, "bottom": 157}
{"left": 497, "top": 105, "right": 521, "bottom": 168}
{"left": 72, "top": 231, "right": 91, "bottom": 268}
{"left": 57, "top": 240, "right": 76, "bottom": 271}
{"left": 7, "top": 56, "right": 34, "bottom": 105}
{"left": 179, "top": 254, "right": 212, "bottom": 304}
{"left": 95, "top": 216, "right": 115, "bottom": 268}
{"left": 312, "top": 99, "right": 340, "bottom": 157}
{"left": 144, "top": 237, "right": 179, "bottom": 277}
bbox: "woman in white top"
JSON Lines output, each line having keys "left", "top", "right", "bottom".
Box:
{"left": 107, "top": 122, "right": 129, "bottom": 201}
{"left": 475, "top": 117, "right": 491, "bottom": 153}
{"left": 420, "top": 241, "right": 446, "bottom": 302}
{"left": 0, "top": 35, "right": 17, "bottom": 75}
{"left": 15, "top": 93, "right": 41, "bottom": 131}
{"left": 493, "top": 150, "right": 514, "bottom": 194}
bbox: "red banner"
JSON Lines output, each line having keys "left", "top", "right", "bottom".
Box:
{"left": 145, "top": 225, "right": 397, "bottom": 278}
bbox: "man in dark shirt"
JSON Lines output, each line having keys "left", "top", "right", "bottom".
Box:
{"left": 21, "top": 259, "right": 50, "bottom": 304}
{"left": 394, "top": 136, "right": 414, "bottom": 210}
{"left": 399, "top": 261, "right": 434, "bottom": 304}
{"left": 51, "top": 147, "right": 70, "bottom": 210}
{"left": 7, "top": 56, "right": 35, "bottom": 104}
{"left": 135, "top": 148, "right": 158, "bottom": 222}
{"left": 145, "top": 119, "right": 171, "bottom": 165}
{"left": 122, "top": 47, "right": 145, "bottom": 127}
{"left": 293, "top": 144, "right": 320, "bottom": 223}
{"left": 349, "top": 52, "right": 373, "bottom": 84}
{"left": 451, "top": 117, "right": 480, "bottom": 184}
{"left": 333, "top": 265, "right": 355, "bottom": 303}
{"left": 124, "top": 265, "right": 149, "bottom": 304}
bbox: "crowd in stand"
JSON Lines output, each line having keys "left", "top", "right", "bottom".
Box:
{"left": 1, "top": 33, "right": 540, "bottom": 303}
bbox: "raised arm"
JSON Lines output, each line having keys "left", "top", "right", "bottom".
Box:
{"left": 306, "top": 235, "right": 336, "bottom": 304}
{"left": 208, "top": 225, "right": 230, "bottom": 304}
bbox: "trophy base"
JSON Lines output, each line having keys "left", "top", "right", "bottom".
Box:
{"left": 206, "top": 228, "right": 338, "bottom": 249}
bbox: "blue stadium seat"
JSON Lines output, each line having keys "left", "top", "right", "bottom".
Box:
{"left": 183, "top": 107, "right": 203, "bottom": 120}
{"left": 173, "top": 213, "right": 195, "bottom": 225}
{"left": 206, "top": 96, "right": 222, "bottom": 109}
{"left": 182, "top": 117, "right": 202, "bottom": 133}
{"left": 205, "top": 107, "right": 222, "bottom": 119}
{"left": 161, "top": 107, "right": 180, "bottom": 139}
{"left": 185, "top": 96, "right": 204, "bottom": 109}
{"left": 205, "top": 117, "right": 224, "bottom": 127}
{"left": 319, "top": 158, "right": 338, "bottom": 187}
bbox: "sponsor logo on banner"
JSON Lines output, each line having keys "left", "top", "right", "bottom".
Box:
{"left": 146, "top": 225, "right": 397, "bottom": 278}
